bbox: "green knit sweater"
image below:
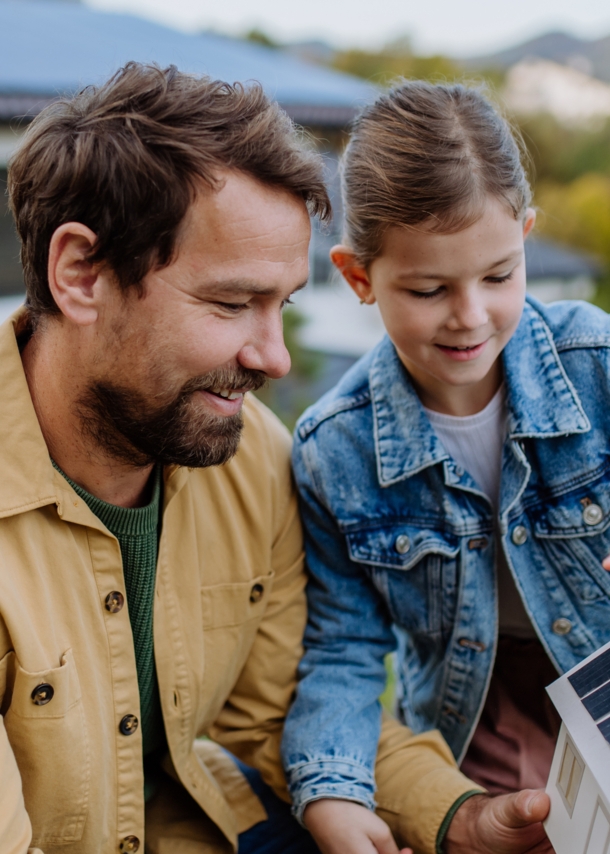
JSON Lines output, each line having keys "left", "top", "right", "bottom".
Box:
{"left": 53, "top": 462, "right": 165, "bottom": 762}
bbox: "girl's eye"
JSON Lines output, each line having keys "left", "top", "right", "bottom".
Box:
{"left": 281, "top": 298, "right": 294, "bottom": 309}
{"left": 486, "top": 271, "right": 514, "bottom": 284}
{"left": 409, "top": 287, "right": 444, "bottom": 300}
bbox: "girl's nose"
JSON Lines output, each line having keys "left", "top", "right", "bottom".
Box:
{"left": 447, "top": 290, "right": 488, "bottom": 331}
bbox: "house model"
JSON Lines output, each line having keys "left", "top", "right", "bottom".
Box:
{"left": 545, "top": 640, "right": 610, "bottom": 854}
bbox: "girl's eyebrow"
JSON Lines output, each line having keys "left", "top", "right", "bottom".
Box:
{"left": 396, "top": 250, "right": 523, "bottom": 281}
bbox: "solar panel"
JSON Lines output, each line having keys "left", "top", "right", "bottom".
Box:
{"left": 569, "top": 647, "right": 610, "bottom": 698}
{"left": 583, "top": 681, "right": 610, "bottom": 722}
{"left": 598, "top": 717, "right": 610, "bottom": 746}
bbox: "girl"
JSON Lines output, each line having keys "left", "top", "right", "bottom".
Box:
{"left": 282, "top": 81, "right": 610, "bottom": 852}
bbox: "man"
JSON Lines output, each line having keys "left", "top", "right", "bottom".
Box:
{"left": 0, "top": 62, "right": 552, "bottom": 854}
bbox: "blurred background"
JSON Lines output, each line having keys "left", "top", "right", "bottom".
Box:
{"left": 1, "top": 0, "right": 610, "bottom": 427}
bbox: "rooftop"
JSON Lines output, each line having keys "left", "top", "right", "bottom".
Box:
{"left": 0, "top": 0, "right": 375, "bottom": 124}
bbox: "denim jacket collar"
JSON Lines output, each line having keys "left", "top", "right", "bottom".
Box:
{"left": 369, "top": 299, "right": 591, "bottom": 487}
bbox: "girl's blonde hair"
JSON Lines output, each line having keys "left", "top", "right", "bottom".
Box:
{"left": 342, "top": 80, "right": 532, "bottom": 265}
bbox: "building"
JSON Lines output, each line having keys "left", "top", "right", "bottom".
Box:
{"left": 0, "top": 0, "right": 374, "bottom": 299}
{"left": 503, "top": 58, "right": 610, "bottom": 128}
{"left": 545, "top": 641, "right": 610, "bottom": 854}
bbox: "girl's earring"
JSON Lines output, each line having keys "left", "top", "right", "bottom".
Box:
{"left": 359, "top": 299, "right": 366, "bottom": 305}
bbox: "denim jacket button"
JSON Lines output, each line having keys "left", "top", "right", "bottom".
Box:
{"left": 583, "top": 503, "right": 603, "bottom": 526}
{"left": 511, "top": 525, "right": 528, "bottom": 546}
{"left": 552, "top": 618, "right": 573, "bottom": 635}
{"left": 395, "top": 534, "right": 411, "bottom": 554}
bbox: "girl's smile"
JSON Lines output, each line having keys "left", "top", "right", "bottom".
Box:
{"left": 332, "top": 195, "right": 536, "bottom": 417}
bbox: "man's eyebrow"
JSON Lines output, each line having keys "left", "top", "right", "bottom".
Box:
{"left": 201, "top": 279, "right": 309, "bottom": 297}
{"left": 397, "top": 251, "right": 523, "bottom": 281}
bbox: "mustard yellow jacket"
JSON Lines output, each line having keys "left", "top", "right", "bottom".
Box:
{"left": 0, "top": 311, "right": 477, "bottom": 854}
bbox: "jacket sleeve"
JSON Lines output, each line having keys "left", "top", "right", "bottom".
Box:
{"left": 281, "top": 431, "right": 396, "bottom": 816}
{"left": 282, "top": 432, "right": 482, "bottom": 854}
{"left": 0, "top": 715, "right": 42, "bottom": 854}
{"left": 207, "top": 414, "right": 307, "bottom": 800}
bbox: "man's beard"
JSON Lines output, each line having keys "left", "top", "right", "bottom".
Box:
{"left": 76, "top": 365, "right": 267, "bottom": 469}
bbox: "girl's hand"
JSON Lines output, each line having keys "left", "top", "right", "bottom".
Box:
{"left": 304, "top": 799, "right": 412, "bottom": 854}
{"left": 602, "top": 555, "right": 610, "bottom": 571}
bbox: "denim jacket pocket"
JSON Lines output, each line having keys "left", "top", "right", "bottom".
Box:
{"left": 532, "top": 488, "right": 610, "bottom": 603}
{"left": 3, "top": 648, "right": 90, "bottom": 845}
{"left": 346, "top": 524, "right": 460, "bottom": 637}
{"left": 345, "top": 524, "right": 459, "bottom": 571}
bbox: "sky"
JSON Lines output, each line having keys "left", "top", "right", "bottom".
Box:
{"left": 85, "top": 0, "right": 610, "bottom": 56}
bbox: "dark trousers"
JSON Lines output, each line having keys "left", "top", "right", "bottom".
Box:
{"left": 236, "top": 759, "right": 321, "bottom": 854}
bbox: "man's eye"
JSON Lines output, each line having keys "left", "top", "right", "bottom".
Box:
{"left": 217, "top": 302, "right": 247, "bottom": 313}
{"left": 281, "top": 298, "right": 294, "bottom": 309}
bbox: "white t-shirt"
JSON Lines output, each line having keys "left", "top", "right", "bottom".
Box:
{"left": 424, "top": 387, "right": 535, "bottom": 638}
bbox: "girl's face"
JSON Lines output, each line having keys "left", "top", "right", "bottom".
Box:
{"left": 332, "top": 196, "right": 536, "bottom": 416}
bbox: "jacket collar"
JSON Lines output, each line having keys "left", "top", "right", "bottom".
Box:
{"left": 0, "top": 308, "right": 59, "bottom": 518}
{"left": 369, "top": 298, "right": 590, "bottom": 487}
{"left": 0, "top": 308, "right": 190, "bottom": 521}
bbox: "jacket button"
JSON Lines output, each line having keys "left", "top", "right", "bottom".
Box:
{"left": 583, "top": 503, "right": 603, "bottom": 526}
{"left": 511, "top": 525, "right": 528, "bottom": 545}
{"left": 119, "top": 714, "right": 139, "bottom": 736}
{"left": 552, "top": 618, "right": 573, "bottom": 636}
{"left": 395, "top": 534, "right": 411, "bottom": 554}
{"left": 31, "top": 683, "right": 54, "bottom": 706}
{"left": 105, "top": 591, "right": 125, "bottom": 613}
{"left": 249, "top": 583, "right": 264, "bottom": 603}
{"left": 119, "top": 837, "right": 140, "bottom": 853}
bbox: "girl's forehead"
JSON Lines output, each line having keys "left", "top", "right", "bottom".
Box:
{"left": 374, "top": 199, "right": 526, "bottom": 278}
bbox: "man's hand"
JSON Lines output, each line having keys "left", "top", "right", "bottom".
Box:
{"left": 304, "top": 799, "right": 412, "bottom": 854}
{"left": 445, "top": 790, "right": 555, "bottom": 853}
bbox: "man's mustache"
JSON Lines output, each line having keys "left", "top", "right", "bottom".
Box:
{"left": 182, "top": 366, "right": 268, "bottom": 397}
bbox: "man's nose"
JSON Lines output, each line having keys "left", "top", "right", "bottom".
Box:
{"left": 238, "top": 313, "right": 292, "bottom": 380}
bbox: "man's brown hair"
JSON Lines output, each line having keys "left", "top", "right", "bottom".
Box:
{"left": 9, "top": 62, "right": 331, "bottom": 318}
{"left": 341, "top": 80, "right": 532, "bottom": 266}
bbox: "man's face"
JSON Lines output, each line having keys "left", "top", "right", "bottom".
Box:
{"left": 80, "top": 171, "right": 311, "bottom": 468}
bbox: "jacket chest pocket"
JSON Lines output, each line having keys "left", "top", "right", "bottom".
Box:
{"left": 532, "top": 486, "right": 610, "bottom": 603}
{"left": 345, "top": 524, "right": 460, "bottom": 638}
{"left": 199, "top": 572, "right": 274, "bottom": 717}
{"left": 3, "top": 648, "right": 90, "bottom": 845}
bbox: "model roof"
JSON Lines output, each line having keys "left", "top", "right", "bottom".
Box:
{"left": 569, "top": 646, "right": 610, "bottom": 744}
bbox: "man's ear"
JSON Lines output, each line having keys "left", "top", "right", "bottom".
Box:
{"left": 523, "top": 208, "right": 537, "bottom": 240}
{"left": 330, "top": 245, "right": 376, "bottom": 305}
{"left": 48, "top": 223, "right": 106, "bottom": 326}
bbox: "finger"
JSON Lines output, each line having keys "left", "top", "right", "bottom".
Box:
{"left": 370, "top": 825, "right": 401, "bottom": 854}
{"left": 603, "top": 554, "right": 610, "bottom": 570}
{"left": 493, "top": 789, "right": 550, "bottom": 829}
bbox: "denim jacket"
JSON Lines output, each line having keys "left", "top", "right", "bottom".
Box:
{"left": 282, "top": 296, "right": 610, "bottom": 817}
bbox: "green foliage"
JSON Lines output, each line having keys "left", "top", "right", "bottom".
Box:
{"left": 517, "top": 114, "right": 610, "bottom": 185}
{"left": 255, "top": 307, "right": 323, "bottom": 430}
{"left": 534, "top": 174, "right": 610, "bottom": 266}
{"left": 514, "top": 114, "right": 610, "bottom": 287}
{"left": 244, "top": 28, "right": 278, "bottom": 48}
{"left": 330, "top": 42, "right": 459, "bottom": 86}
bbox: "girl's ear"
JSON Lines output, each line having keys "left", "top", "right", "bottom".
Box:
{"left": 329, "top": 245, "right": 376, "bottom": 304}
{"left": 522, "top": 208, "right": 537, "bottom": 240}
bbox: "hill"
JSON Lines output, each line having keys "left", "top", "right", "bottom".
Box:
{"left": 463, "top": 30, "right": 610, "bottom": 82}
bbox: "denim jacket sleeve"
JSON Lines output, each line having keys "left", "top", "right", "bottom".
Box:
{"left": 281, "top": 429, "right": 398, "bottom": 820}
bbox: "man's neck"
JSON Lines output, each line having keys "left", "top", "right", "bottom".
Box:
{"left": 21, "top": 327, "right": 154, "bottom": 508}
